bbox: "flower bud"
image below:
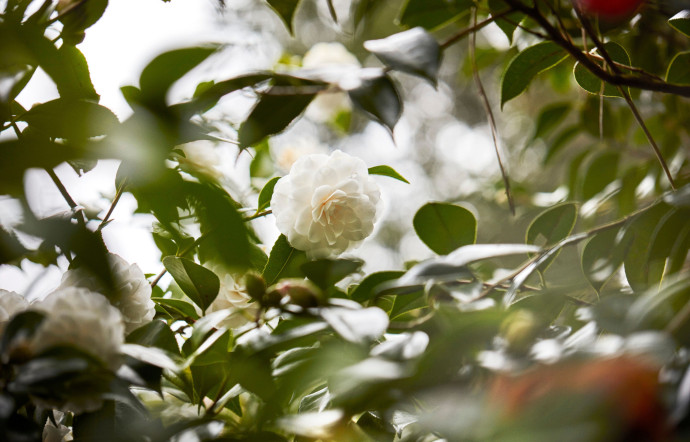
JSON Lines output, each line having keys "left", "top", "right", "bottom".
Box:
{"left": 273, "top": 279, "right": 323, "bottom": 308}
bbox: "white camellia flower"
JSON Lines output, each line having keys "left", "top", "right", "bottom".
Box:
{"left": 32, "top": 287, "right": 125, "bottom": 369}
{"left": 271, "top": 150, "right": 381, "bottom": 258}
{"left": 176, "top": 140, "right": 223, "bottom": 180}
{"left": 0, "top": 289, "right": 29, "bottom": 334}
{"left": 59, "top": 253, "right": 155, "bottom": 334}
{"left": 302, "top": 42, "right": 360, "bottom": 123}
{"left": 206, "top": 273, "right": 258, "bottom": 329}
{"left": 270, "top": 135, "right": 329, "bottom": 173}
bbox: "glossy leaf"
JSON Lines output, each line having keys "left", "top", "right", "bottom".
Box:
{"left": 501, "top": 42, "right": 567, "bottom": 108}
{"left": 263, "top": 235, "right": 308, "bottom": 285}
{"left": 666, "top": 52, "right": 690, "bottom": 85}
{"left": 669, "top": 10, "right": 690, "bottom": 37}
{"left": 258, "top": 176, "right": 281, "bottom": 212}
{"left": 348, "top": 73, "right": 402, "bottom": 133}
{"left": 364, "top": 27, "right": 441, "bottom": 85}
{"left": 368, "top": 165, "right": 409, "bottom": 184}
{"left": 574, "top": 42, "right": 630, "bottom": 97}
{"left": 163, "top": 257, "right": 220, "bottom": 313}
{"left": 413, "top": 202, "right": 477, "bottom": 255}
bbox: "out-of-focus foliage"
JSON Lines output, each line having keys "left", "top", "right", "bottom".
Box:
{"left": 1, "top": 0, "right": 690, "bottom": 441}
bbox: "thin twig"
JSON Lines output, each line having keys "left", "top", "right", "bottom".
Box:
{"left": 469, "top": 8, "right": 516, "bottom": 215}
{"left": 244, "top": 209, "right": 272, "bottom": 222}
{"left": 440, "top": 9, "right": 514, "bottom": 49}
{"left": 97, "top": 178, "right": 127, "bottom": 232}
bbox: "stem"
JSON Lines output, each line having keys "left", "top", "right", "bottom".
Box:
{"left": 97, "top": 178, "right": 127, "bottom": 232}
{"left": 244, "top": 209, "right": 272, "bottom": 222}
{"left": 45, "top": 168, "right": 87, "bottom": 227}
{"left": 469, "top": 8, "right": 515, "bottom": 216}
{"left": 440, "top": 9, "right": 513, "bottom": 49}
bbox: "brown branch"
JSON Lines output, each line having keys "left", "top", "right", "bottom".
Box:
{"left": 440, "top": 9, "right": 514, "bottom": 49}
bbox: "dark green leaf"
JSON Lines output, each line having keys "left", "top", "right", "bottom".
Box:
{"left": 139, "top": 46, "right": 217, "bottom": 104}
{"left": 301, "top": 258, "right": 363, "bottom": 290}
{"left": 1, "top": 311, "right": 45, "bottom": 360}
{"left": 397, "top": 0, "right": 473, "bottom": 30}
{"left": 350, "top": 271, "right": 404, "bottom": 303}
{"left": 152, "top": 297, "right": 200, "bottom": 321}
{"left": 624, "top": 203, "right": 672, "bottom": 293}
{"left": 182, "top": 73, "right": 273, "bottom": 116}
{"left": 581, "top": 227, "right": 628, "bottom": 292}
{"left": 501, "top": 42, "right": 567, "bottom": 108}
{"left": 258, "top": 176, "right": 281, "bottom": 212}
{"left": 348, "top": 73, "right": 402, "bottom": 133}
{"left": 0, "top": 227, "right": 28, "bottom": 265}
{"left": 666, "top": 52, "right": 690, "bottom": 85}
{"left": 126, "top": 320, "right": 180, "bottom": 355}
{"left": 413, "top": 202, "right": 477, "bottom": 255}
{"left": 533, "top": 102, "right": 571, "bottom": 141}
{"left": 19, "top": 98, "right": 119, "bottom": 139}
{"left": 645, "top": 209, "right": 688, "bottom": 288}
{"left": 364, "top": 27, "right": 441, "bottom": 85}
{"left": 57, "top": 0, "right": 108, "bottom": 42}
{"left": 526, "top": 202, "right": 578, "bottom": 248}
{"left": 574, "top": 42, "right": 630, "bottom": 97}
{"left": 489, "top": 0, "right": 525, "bottom": 44}
{"left": 163, "top": 257, "right": 220, "bottom": 312}
{"left": 544, "top": 125, "right": 579, "bottom": 164}
{"left": 266, "top": 0, "right": 301, "bottom": 33}
{"left": 669, "top": 10, "right": 690, "bottom": 37}
{"left": 239, "top": 89, "right": 316, "bottom": 148}
{"left": 262, "top": 235, "right": 308, "bottom": 285}
{"left": 368, "top": 165, "right": 409, "bottom": 184}
{"left": 580, "top": 150, "right": 620, "bottom": 200}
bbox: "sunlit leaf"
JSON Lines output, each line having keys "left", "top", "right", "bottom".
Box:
{"left": 368, "top": 165, "right": 409, "bottom": 184}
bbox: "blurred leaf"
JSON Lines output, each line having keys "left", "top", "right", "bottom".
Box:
{"left": 19, "top": 98, "right": 118, "bottom": 139}
{"left": 258, "top": 176, "right": 281, "bottom": 212}
{"left": 580, "top": 150, "right": 620, "bottom": 200}
{"left": 266, "top": 0, "right": 301, "bottom": 33}
{"left": 320, "top": 307, "right": 389, "bottom": 344}
{"left": 624, "top": 203, "right": 672, "bottom": 293}
{"left": 0, "top": 226, "right": 27, "bottom": 265}
{"left": 533, "top": 102, "right": 571, "bottom": 141}
{"left": 182, "top": 73, "right": 273, "bottom": 117}
{"left": 645, "top": 209, "right": 689, "bottom": 287}
{"left": 348, "top": 74, "right": 402, "bottom": 133}
{"left": 163, "top": 257, "right": 220, "bottom": 313}
{"left": 301, "top": 258, "right": 363, "bottom": 290}
{"left": 544, "top": 125, "right": 579, "bottom": 164}
{"left": 501, "top": 42, "right": 567, "bottom": 108}
{"left": 581, "top": 227, "right": 628, "bottom": 293}
{"left": 397, "top": 0, "right": 472, "bottom": 29}
{"left": 263, "top": 234, "right": 308, "bottom": 285}
{"left": 350, "top": 271, "right": 404, "bottom": 303}
{"left": 368, "top": 165, "right": 409, "bottom": 183}
{"left": 574, "top": 42, "right": 630, "bottom": 97}
{"left": 364, "top": 27, "right": 441, "bottom": 85}
{"left": 489, "top": 0, "right": 525, "bottom": 44}
{"left": 668, "top": 220, "right": 690, "bottom": 276}
{"left": 126, "top": 320, "right": 180, "bottom": 356}
{"left": 73, "top": 398, "right": 157, "bottom": 442}
{"left": 58, "top": 0, "right": 108, "bottom": 43}
{"left": 120, "top": 344, "right": 180, "bottom": 372}
{"left": 152, "top": 297, "right": 200, "bottom": 321}
{"left": 669, "top": 10, "right": 690, "bottom": 37}
{"left": 627, "top": 277, "right": 690, "bottom": 337}
{"left": 239, "top": 88, "right": 316, "bottom": 148}
{"left": 667, "top": 52, "right": 690, "bottom": 85}
{"left": 139, "top": 46, "right": 217, "bottom": 105}
{"left": 526, "top": 202, "right": 578, "bottom": 248}
{"left": 617, "top": 165, "right": 647, "bottom": 216}
{"left": 0, "top": 311, "right": 45, "bottom": 361}
{"left": 413, "top": 202, "right": 477, "bottom": 255}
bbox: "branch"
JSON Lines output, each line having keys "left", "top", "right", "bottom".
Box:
{"left": 440, "top": 9, "right": 514, "bottom": 49}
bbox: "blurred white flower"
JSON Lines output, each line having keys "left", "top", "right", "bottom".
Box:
{"left": 207, "top": 273, "right": 258, "bottom": 329}
{"left": 271, "top": 135, "right": 329, "bottom": 173}
{"left": 42, "top": 411, "right": 73, "bottom": 442}
{"left": 176, "top": 141, "right": 223, "bottom": 180}
{"left": 302, "top": 42, "right": 360, "bottom": 123}
{"left": 32, "top": 287, "right": 124, "bottom": 368}
{"left": 271, "top": 150, "right": 381, "bottom": 258}
{"left": 0, "top": 289, "right": 29, "bottom": 334}
{"left": 59, "top": 253, "right": 155, "bottom": 334}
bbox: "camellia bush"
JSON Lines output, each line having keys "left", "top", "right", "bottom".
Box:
{"left": 2, "top": 0, "right": 690, "bottom": 440}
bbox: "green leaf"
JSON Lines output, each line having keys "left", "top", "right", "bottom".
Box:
{"left": 533, "top": 102, "right": 571, "bottom": 141}
{"left": 488, "top": 0, "right": 524, "bottom": 44}
{"left": 0, "top": 227, "right": 28, "bottom": 265}
{"left": 666, "top": 52, "right": 690, "bottom": 85}
{"left": 669, "top": 10, "right": 690, "bottom": 37}
{"left": 368, "top": 165, "right": 409, "bottom": 184}
{"left": 623, "top": 203, "right": 672, "bottom": 293}
{"left": 152, "top": 297, "right": 200, "bottom": 321}
{"left": 239, "top": 89, "right": 316, "bottom": 148}
{"left": 139, "top": 46, "right": 217, "bottom": 104}
{"left": 544, "top": 125, "right": 579, "bottom": 164}
{"left": 183, "top": 73, "right": 272, "bottom": 116}
{"left": 526, "top": 202, "right": 578, "bottom": 248}
{"left": 500, "top": 42, "right": 568, "bottom": 108}
{"left": 258, "top": 176, "right": 281, "bottom": 212}
{"left": 266, "top": 0, "right": 301, "bottom": 33}
{"left": 126, "top": 320, "right": 180, "bottom": 356}
{"left": 349, "top": 271, "right": 404, "bottom": 303}
{"left": 574, "top": 42, "right": 630, "bottom": 97}
{"left": 348, "top": 74, "right": 402, "bottom": 133}
{"left": 263, "top": 235, "right": 308, "bottom": 286}
{"left": 580, "top": 227, "right": 628, "bottom": 293}
{"left": 301, "top": 258, "right": 363, "bottom": 290}
{"left": 397, "top": 0, "right": 473, "bottom": 30}
{"left": 363, "top": 27, "right": 441, "bottom": 85}
{"left": 163, "top": 257, "right": 220, "bottom": 313}
{"left": 413, "top": 202, "right": 477, "bottom": 255}
{"left": 579, "top": 150, "right": 620, "bottom": 200}
{"left": 19, "top": 98, "right": 119, "bottom": 139}
{"left": 56, "top": 45, "right": 99, "bottom": 100}
{"left": 1, "top": 311, "right": 45, "bottom": 359}
{"left": 58, "top": 0, "right": 108, "bottom": 44}
{"left": 645, "top": 209, "right": 689, "bottom": 288}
